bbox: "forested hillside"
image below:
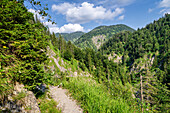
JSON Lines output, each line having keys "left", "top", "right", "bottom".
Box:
{"left": 99, "top": 14, "right": 170, "bottom": 112}
{"left": 0, "top": 0, "right": 169, "bottom": 112}
{"left": 0, "top": 1, "right": 60, "bottom": 112}
{"left": 0, "top": 0, "right": 50, "bottom": 91}
{"left": 50, "top": 14, "right": 170, "bottom": 112}
{"left": 99, "top": 14, "right": 170, "bottom": 86}
{"left": 49, "top": 28, "right": 141, "bottom": 113}
{"left": 74, "top": 24, "right": 135, "bottom": 50}
{"left": 55, "top": 31, "right": 84, "bottom": 43}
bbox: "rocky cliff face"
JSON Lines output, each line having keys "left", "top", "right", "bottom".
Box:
{"left": 0, "top": 83, "right": 40, "bottom": 113}
{"left": 92, "top": 35, "right": 106, "bottom": 49}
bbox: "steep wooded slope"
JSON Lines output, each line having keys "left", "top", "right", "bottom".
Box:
{"left": 99, "top": 14, "right": 170, "bottom": 112}
{"left": 0, "top": 0, "right": 61, "bottom": 112}
{"left": 74, "top": 24, "right": 135, "bottom": 50}
{"left": 100, "top": 14, "right": 169, "bottom": 70}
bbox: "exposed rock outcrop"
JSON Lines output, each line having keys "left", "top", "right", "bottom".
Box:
{"left": 92, "top": 35, "right": 106, "bottom": 49}
{"left": 0, "top": 83, "right": 40, "bottom": 113}
{"left": 108, "top": 53, "right": 122, "bottom": 63}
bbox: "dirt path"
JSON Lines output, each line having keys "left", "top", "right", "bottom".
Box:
{"left": 48, "top": 47, "right": 84, "bottom": 113}
{"left": 49, "top": 86, "right": 83, "bottom": 113}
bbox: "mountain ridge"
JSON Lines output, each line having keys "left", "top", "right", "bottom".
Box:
{"left": 56, "top": 31, "right": 85, "bottom": 43}
{"left": 74, "top": 24, "right": 135, "bottom": 50}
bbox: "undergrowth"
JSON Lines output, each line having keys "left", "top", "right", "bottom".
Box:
{"left": 62, "top": 77, "right": 137, "bottom": 113}
{"left": 38, "top": 92, "right": 61, "bottom": 113}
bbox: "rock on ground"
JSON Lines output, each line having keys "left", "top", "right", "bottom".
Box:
{"left": 0, "top": 83, "right": 40, "bottom": 113}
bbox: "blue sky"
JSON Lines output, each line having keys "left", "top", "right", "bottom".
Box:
{"left": 26, "top": 0, "right": 170, "bottom": 33}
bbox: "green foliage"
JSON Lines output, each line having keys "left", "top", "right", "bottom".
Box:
{"left": 74, "top": 24, "right": 135, "bottom": 50}
{"left": 0, "top": 0, "right": 49, "bottom": 91}
{"left": 38, "top": 92, "right": 61, "bottom": 113}
{"left": 100, "top": 14, "right": 170, "bottom": 63}
{"left": 56, "top": 31, "right": 84, "bottom": 43}
{"left": 49, "top": 41, "right": 61, "bottom": 57}
{"left": 12, "top": 91, "right": 26, "bottom": 104}
{"left": 0, "top": 70, "right": 13, "bottom": 101}
{"left": 64, "top": 50, "right": 72, "bottom": 61}
{"left": 39, "top": 99, "right": 61, "bottom": 113}
{"left": 99, "top": 15, "right": 170, "bottom": 111}
{"left": 63, "top": 77, "right": 139, "bottom": 113}
{"left": 48, "top": 7, "right": 169, "bottom": 113}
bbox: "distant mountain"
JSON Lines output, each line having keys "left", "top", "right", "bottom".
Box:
{"left": 56, "top": 31, "right": 85, "bottom": 43}
{"left": 74, "top": 24, "right": 135, "bottom": 50}
{"left": 99, "top": 14, "right": 170, "bottom": 60}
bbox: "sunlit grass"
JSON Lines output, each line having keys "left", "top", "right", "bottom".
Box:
{"left": 63, "top": 77, "right": 135, "bottom": 113}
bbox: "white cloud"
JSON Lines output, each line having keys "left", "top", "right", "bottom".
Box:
{"left": 161, "top": 9, "right": 170, "bottom": 14}
{"left": 148, "top": 8, "right": 154, "bottom": 13}
{"left": 160, "top": 9, "right": 166, "bottom": 13}
{"left": 28, "top": 9, "right": 45, "bottom": 21}
{"left": 149, "top": 0, "right": 170, "bottom": 14}
{"left": 28, "top": 9, "right": 58, "bottom": 33}
{"left": 96, "top": 0, "right": 135, "bottom": 8}
{"left": 59, "top": 24, "right": 84, "bottom": 33}
{"left": 52, "top": 2, "right": 124, "bottom": 24}
{"left": 159, "top": 0, "right": 170, "bottom": 8}
{"left": 159, "top": 0, "right": 170, "bottom": 14}
{"left": 52, "top": 3, "right": 75, "bottom": 14}
{"left": 43, "top": 22, "right": 84, "bottom": 33}
{"left": 28, "top": 8, "right": 83, "bottom": 33}
{"left": 118, "top": 15, "right": 124, "bottom": 20}
{"left": 115, "top": 0, "right": 135, "bottom": 6}
{"left": 43, "top": 21, "right": 58, "bottom": 33}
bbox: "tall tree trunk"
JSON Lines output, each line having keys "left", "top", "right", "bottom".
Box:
{"left": 140, "top": 73, "right": 143, "bottom": 113}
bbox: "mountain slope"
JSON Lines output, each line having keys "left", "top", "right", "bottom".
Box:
{"left": 100, "top": 14, "right": 170, "bottom": 82}
{"left": 100, "top": 14, "right": 169, "bottom": 61}
{"left": 99, "top": 14, "right": 170, "bottom": 112}
{"left": 56, "top": 31, "right": 85, "bottom": 43}
{"left": 74, "top": 24, "right": 135, "bottom": 50}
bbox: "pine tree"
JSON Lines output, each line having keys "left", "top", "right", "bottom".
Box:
{"left": 0, "top": 0, "right": 49, "bottom": 90}
{"left": 58, "top": 34, "right": 65, "bottom": 57}
{"left": 132, "top": 57, "right": 170, "bottom": 112}
{"left": 87, "top": 52, "right": 92, "bottom": 72}
{"left": 67, "top": 41, "right": 74, "bottom": 58}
